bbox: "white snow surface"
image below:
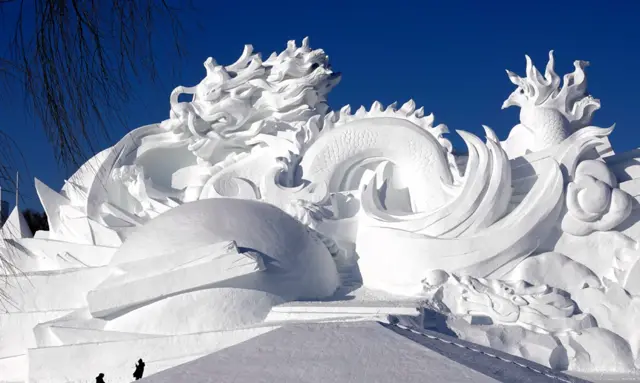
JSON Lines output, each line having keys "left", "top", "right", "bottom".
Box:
{"left": 142, "top": 321, "right": 587, "bottom": 383}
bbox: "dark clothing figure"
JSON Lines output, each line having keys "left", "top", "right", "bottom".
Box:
{"left": 133, "top": 359, "right": 145, "bottom": 380}
{"left": 96, "top": 373, "right": 105, "bottom": 383}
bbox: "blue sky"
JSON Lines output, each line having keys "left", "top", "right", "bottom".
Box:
{"left": 2, "top": 0, "right": 640, "bottom": 211}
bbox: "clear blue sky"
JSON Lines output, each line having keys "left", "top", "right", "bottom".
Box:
{"left": 2, "top": 0, "right": 640, "bottom": 211}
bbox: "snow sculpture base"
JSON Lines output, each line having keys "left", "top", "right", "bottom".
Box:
{"left": 2, "top": 39, "right": 640, "bottom": 381}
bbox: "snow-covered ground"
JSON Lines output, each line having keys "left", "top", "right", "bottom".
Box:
{"left": 142, "top": 321, "right": 587, "bottom": 383}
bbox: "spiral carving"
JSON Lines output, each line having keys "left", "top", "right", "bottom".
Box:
{"left": 562, "top": 160, "right": 632, "bottom": 236}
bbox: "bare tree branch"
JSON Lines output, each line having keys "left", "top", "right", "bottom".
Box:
{"left": 0, "top": 0, "right": 195, "bottom": 302}
{"left": 1, "top": 0, "right": 193, "bottom": 168}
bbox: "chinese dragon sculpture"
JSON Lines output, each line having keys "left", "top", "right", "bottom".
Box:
{"left": 3, "top": 38, "right": 640, "bottom": 381}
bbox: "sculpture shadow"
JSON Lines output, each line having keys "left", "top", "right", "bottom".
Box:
{"left": 326, "top": 247, "right": 364, "bottom": 301}
{"left": 614, "top": 197, "right": 640, "bottom": 232}
{"left": 389, "top": 307, "right": 457, "bottom": 339}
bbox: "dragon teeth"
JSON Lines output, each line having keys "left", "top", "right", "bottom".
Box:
{"left": 385, "top": 102, "right": 398, "bottom": 112}
{"left": 400, "top": 99, "right": 416, "bottom": 115}
{"left": 371, "top": 101, "right": 383, "bottom": 112}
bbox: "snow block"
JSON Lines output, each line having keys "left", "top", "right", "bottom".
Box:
{"left": 87, "top": 241, "right": 262, "bottom": 318}
{"left": 12, "top": 237, "right": 116, "bottom": 271}
{"left": 110, "top": 198, "right": 340, "bottom": 299}
{"left": 0, "top": 311, "right": 73, "bottom": 359}
{"left": 0, "top": 354, "right": 27, "bottom": 383}
{"left": 2, "top": 267, "right": 110, "bottom": 313}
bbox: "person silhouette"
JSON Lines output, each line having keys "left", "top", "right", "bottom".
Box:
{"left": 96, "top": 373, "right": 105, "bottom": 383}
{"left": 133, "top": 359, "right": 146, "bottom": 380}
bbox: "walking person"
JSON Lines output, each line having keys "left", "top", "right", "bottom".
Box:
{"left": 133, "top": 359, "right": 146, "bottom": 380}
{"left": 95, "top": 373, "right": 105, "bottom": 383}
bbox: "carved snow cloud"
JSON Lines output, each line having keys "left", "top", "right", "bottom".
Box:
{"left": 562, "top": 159, "right": 632, "bottom": 236}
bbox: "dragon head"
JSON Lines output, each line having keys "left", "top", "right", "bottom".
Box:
{"left": 163, "top": 37, "right": 341, "bottom": 162}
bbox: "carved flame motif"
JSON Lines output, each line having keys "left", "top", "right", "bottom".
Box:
{"left": 502, "top": 51, "right": 602, "bottom": 151}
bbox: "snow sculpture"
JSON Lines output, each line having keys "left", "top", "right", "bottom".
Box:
{"left": 563, "top": 159, "right": 632, "bottom": 235}
{"left": 3, "top": 38, "right": 640, "bottom": 381}
{"left": 421, "top": 270, "right": 597, "bottom": 334}
{"left": 500, "top": 51, "right": 601, "bottom": 157}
